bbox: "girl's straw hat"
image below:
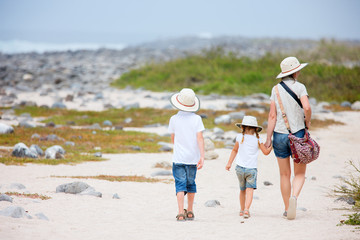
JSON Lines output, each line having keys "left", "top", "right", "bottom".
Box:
{"left": 276, "top": 56, "right": 308, "bottom": 79}
{"left": 235, "top": 116, "right": 263, "bottom": 132}
{"left": 170, "top": 88, "right": 200, "bottom": 112}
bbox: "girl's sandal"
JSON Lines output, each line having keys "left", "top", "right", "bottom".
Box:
{"left": 239, "top": 210, "right": 244, "bottom": 216}
{"left": 244, "top": 209, "right": 250, "bottom": 219}
{"left": 176, "top": 213, "right": 186, "bottom": 221}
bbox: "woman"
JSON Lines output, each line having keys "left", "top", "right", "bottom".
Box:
{"left": 264, "top": 56, "right": 312, "bottom": 220}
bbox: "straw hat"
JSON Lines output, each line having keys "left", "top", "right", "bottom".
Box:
{"left": 170, "top": 88, "right": 200, "bottom": 112}
{"left": 235, "top": 116, "right": 263, "bottom": 132}
{"left": 276, "top": 57, "right": 308, "bottom": 79}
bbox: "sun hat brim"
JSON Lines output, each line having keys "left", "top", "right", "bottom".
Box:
{"left": 276, "top": 63, "right": 308, "bottom": 79}
{"left": 235, "top": 123, "right": 263, "bottom": 132}
{"left": 170, "top": 92, "right": 200, "bottom": 112}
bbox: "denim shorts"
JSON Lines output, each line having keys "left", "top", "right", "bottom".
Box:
{"left": 273, "top": 129, "right": 305, "bottom": 159}
{"left": 235, "top": 165, "right": 257, "bottom": 191}
{"left": 172, "top": 163, "right": 197, "bottom": 195}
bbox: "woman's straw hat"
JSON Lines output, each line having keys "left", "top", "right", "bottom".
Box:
{"left": 235, "top": 116, "right": 263, "bottom": 132}
{"left": 276, "top": 57, "right": 308, "bottom": 79}
{"left": 170, "top": 88, "right": 200, "bottom": 112}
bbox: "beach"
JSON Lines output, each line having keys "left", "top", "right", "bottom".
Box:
{"left": 1, "top": 110, "right": 359, "bottom": 240}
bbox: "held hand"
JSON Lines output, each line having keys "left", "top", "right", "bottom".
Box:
{"left": 197, "top": 157, "right": 204, "bottom": 170}
{"left": 264, "top": 140, "right": 271, "bottom": 148}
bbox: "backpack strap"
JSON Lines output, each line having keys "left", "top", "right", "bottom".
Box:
{"left": 280, "top": 81, "right": 303, "bottom": 108}
{"left": 275, "top": 85, "right": 292, "bottom": 134}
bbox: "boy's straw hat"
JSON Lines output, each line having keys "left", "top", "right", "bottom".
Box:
{"left": 276, "top": 57, "right": 308, "bottom": 79}
{"left": 170, "top": 88, "right": 200, "bottom": 112}
{"left": 235, "top": 116, "right": 263, "bottom": 132}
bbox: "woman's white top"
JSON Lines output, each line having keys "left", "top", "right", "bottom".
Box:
{"left": 270, "top": 78, "right": 308, "bottom": 134}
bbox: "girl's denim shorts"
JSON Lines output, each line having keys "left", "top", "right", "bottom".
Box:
{"left": 235, "top": 165, "right": 257, "bottom": 191}
{"left": 172, "top": 163, "right": 197, "bottom": 195}
{"left": 273, "top": 129, "right": 305, "bottom": 159}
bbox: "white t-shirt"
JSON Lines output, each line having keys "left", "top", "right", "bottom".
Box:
{"left": 270, "top": 78, "right": 308, "bottom": 134}
{"left": 235, "top": 134, "right": 263, "bottom": 169}
{"left": 168, "top": 111, "right": 205, "bottom": 165}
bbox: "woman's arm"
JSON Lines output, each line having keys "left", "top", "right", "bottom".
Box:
{"left": 300, "top": 95, "right": 312, "bottom": 129}
{"left": 226, "top": 142, "right": 239, "bottom": 171}
{"left": 196, "top": 132, "right": 205, "bottom": 170}
{"left": 265, "top": 101, "right": 277, "bottom": 148}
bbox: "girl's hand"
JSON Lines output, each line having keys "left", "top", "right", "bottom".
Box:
{"left": 225, "top": 163, "right": 231, "bottom": 171}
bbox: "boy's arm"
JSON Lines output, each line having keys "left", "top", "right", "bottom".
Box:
{"left": 259, "top": 142, "right": 272, "bottom": 155}
{"left": 196, "top": 132, "right": 205, "bottom": 170}
{"left": 171, "top": 134, "right": 175, "bottom": 144}
{"left": 226, "top": 142, "right": 239, "bottom": 171}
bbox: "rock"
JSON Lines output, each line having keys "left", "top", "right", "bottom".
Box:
{"left": 89, "top": 123, "right": 102, "bottom": 130}
{"left": 263, "top": 181, "right": 273, "bottom": 186}
{"left": 0, "top": 206, "right": 32, "bottom": 219}
{"left": 94, "top": 152, "right": 102, "bottom": 157}
{"left": 214, "top": 114, "right": 231, "bottom": 125}
{"left": 94, "top": 92, "right": 104, "bottom": 100}
{"left": 12, "top": 143, "right": 38, "bottom": 158}
{"left": 0, "top": 123, "right": 14, "bottom": 134}
{"left": 22, "top": 73, "right": 34, "bottom": 81}
{"left": 65, "top": 141, "right": 75, "bottom": 146}
{"left": 56, "top": 181, "right": 90, "bottom": 194}
{"left": 297, "top": 207, "right": 307, "bottom": 211}
{"left": 332, "top": 175, "right": 344, "bottom": 179}
{"left": 79, "top": 187, "right": 102, "bottom": 198}
{"left": 113, "top": 193, "right": 120, "bottom": 199}
{"left": 131, "top": 146, "right": 141, "bottom": 151}
{"left": 45, "top": 145, "right": 66, "bottom": 159}
{"left": 124, "top": 103, "right": 140, "bottom": 110}
{"left": 204, "top": 138, "right": 215, "bottom": 151}
{"left": 51, "top": 102, "right": 67, "bottom": 109}
{"left": 30, "top": 144, "right": 44, "bottom": 157}
{"left": 46, "top": 134, "right": 62, "bottom": 141}
{"left": 45, "top": 122, "right": 56, "bottom": 128}
{"left": 204, "top": 200, "right": 221, "bottom": 207}
{"left": 35, "top": 212, "right": 49, "bottom": 221}
{"left": 226, "top": 103, "right": 239, "bottom": 109}
{"left": 124, "top": 117, "right": 132, "bottom": 124}
{"left": 65, "top": 94, "right": 74, "bottom": 101}
{"left": 151, "top": 170, "right": 172, "bottom": 177}
{"left": 103, "top": 120, "right": 113, "bottom": 126}
{"left": 335, "top": 196, "right": 356, "bottom": 205}
{"left": 340, "top": 101, "right": 352, "bottom": 108}
{"left": 351, "top": 101, "right": 360, "bottom": 110}
{"left": 114, "top": 125, "right": 123, "bottom": 130}
{"left": 213, "top": 127, "right": 224, "bottom": 136}
{"left": 205, "top": 151, "right": 219, "bottom": 160}
{"left": 31, "top": 133, "right": 41, "bottom": 139}
{"left": 311, "top": 176, "right": 317, "bottom": 181}
{"left": 66, "top": 121, "right": 76, "bottom": 125}
{"left": 229, "top": 111, "right": 245, "bottom": 120}
{"left": 19, "top": 121, "right": 36, "bottom": 128}
{"left": 9, "top": 183, "right": 26, "bottom": 190}
{"left": 0, "top": 194, "right": 13, "bottom": 202}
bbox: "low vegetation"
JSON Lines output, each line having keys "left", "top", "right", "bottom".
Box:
{"left": 2, "top": 192, "right": 51, "bottom": 200}
{"left": 52, "top": 175, "right": 170, "bottom": 183}
{"left": 112, "top": 41, "right": 360, "bottom": 102}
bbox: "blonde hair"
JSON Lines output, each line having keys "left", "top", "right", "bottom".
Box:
{"left": 240, "top": 126, "right": 260, "bottom": 147}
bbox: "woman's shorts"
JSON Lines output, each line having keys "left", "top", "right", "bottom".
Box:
{"left": 273, "top": 129, "right": 305, "bottom": 159}
{"left": 235, "top": 165, "right": 257, "bottom": 191}
{"left": 172, "top": 163, "right": 197, "bottom": 195}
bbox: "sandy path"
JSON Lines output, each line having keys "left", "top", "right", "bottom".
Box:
{"left": 0, "top": 111, "right": 359, "bottom": 240}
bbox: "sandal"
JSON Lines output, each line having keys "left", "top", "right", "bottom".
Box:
{"left": 184, "top": 209, "right": 195, "bottom": 220}
{"left": 239, "top": 210, "right": 244, "bottom": 216}
{"left": 287, "top": 196, "right": 297, "bottom": 220}
{"left": 176, "top": 213, "right": 186, "bottom": 221}
{"left": 244, "top": 209, "right": 250, "bottom": 219}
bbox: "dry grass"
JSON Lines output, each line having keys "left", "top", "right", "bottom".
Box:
{"left": 153, "top": 161, "right": 172, "bottom": 170}
{"left": 2, "top": 192, "right": 51, "bottom": 200}
{"left": 51, "top": 175, "right": 170, "bottom": 183}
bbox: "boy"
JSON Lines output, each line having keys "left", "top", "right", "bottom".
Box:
{"left": 168, "top": 88, "right": 205, "bottom": 221}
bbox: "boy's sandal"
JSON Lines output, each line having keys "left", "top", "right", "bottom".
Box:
{"left": 186, "top": 210, "right": 195, "bottom": 220}
{"left": 176, "top": 213, "right": 186, "bottom": 221}
{"left": 239, "top": 210, "right": 244, "bottom": 216}
{"left": 244, "top": 209, "right": 250, "bottom": 219}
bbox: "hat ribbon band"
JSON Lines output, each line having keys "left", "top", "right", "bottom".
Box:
{"left": 176, "top": 95, "right": 195, "bottom": 107}
{"left": 282, "top": 64, "right": 301, "bottom": 74}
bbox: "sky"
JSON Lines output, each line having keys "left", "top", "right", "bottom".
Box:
{"left": 0, "top": 0, "right": 359, "bottom": 46}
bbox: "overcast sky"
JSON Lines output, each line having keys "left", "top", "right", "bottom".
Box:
{"left": 0, "top": 0, "right": 359, "bottom": 45}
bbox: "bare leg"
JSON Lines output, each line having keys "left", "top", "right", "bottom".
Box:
{"left": 176, "top": 192, "right": 185, "bottom": 219}
{"left": 187, "top": 192, "right": 195, "bottom": 217}
{"left": 292, "top": 163, "right": 306, "bottom": 198}
{"left": 240, "top": 190, "right": 246, "bottom": 211}
{"left": 277, "top": 157, "right": 291, "bottom": 211}
{"left": 244, "top": 188, "right": 254, "bottom": 210}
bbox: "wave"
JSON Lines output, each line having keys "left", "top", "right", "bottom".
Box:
{"left": 0, "top": 40, "right": 126, "bottom": 54}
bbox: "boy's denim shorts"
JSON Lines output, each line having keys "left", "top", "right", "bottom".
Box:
{"left": 172, "top": 163, "right": 197, "bottom": 195}
{"left": 235, "top": 165, "right": 257, "bottom": 191}
{"left": 273, "top": 129, "right": 305, "bottom": 159}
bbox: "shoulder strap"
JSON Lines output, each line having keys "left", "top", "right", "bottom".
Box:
{"left": 275, "top": 85, "right": 292, "bottom": 134}
{"left": 280, "top": 81, "right": 303, "bottom": 108}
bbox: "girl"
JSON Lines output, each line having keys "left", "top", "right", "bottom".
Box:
{"left": 226, "top": 116, "right": 272, "bottom": 218}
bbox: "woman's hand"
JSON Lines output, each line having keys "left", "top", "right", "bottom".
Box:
{"left": 225, "top": 163, "right": 231, "bottom": 171}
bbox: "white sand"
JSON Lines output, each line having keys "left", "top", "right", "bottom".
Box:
{"left": 1, "top": 112, "right": 359, "bottom": 240}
